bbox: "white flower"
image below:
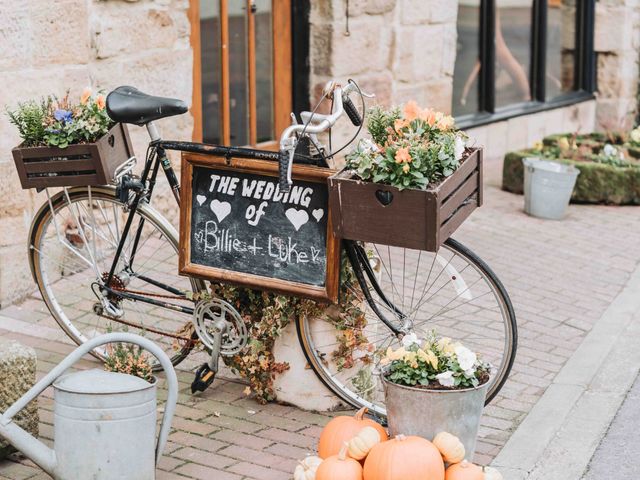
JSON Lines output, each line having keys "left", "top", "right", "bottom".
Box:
{"left": 401, "top": 332, "right": 420, "bottom": 348}
{"left": 436, "top": 371, "right": 455, "bottom": 387}
{"left": 464, "top": 368, "right": 476, "bottom": 378}
{"left": 631, "top": 128, "right": 640, "bottom": 144}
{"left": 454, "top": 136, "right": 466, "bottom": 161}
{"left": 603, "top": 144, "right": 617, "bottom": 157}
{"left": 455, "top": 345, "right": 477, "bottom": 371}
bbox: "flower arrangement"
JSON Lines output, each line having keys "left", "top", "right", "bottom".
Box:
{"left": 6, "top": 87, "right": 113, "bottom": 148}
{"left": 345, "top": 101, "right": 468, "bottom": 190}
{"left": 381, "top": 331, "right": 490, "bottom": 389}
{"left": 104, "top": 342, "right": 154, "bottom": 382}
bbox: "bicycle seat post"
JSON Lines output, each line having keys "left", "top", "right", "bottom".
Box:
{"left": 146, "top": 121, "right": 161, "bottom": 143}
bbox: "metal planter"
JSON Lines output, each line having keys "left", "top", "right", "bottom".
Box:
{"left": 382, "top": 374, "right": 489, "bottom": 460}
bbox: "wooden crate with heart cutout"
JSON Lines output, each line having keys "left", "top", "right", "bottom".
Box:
{"left": 328, "top": 148, "right": 483, "bottom": 251}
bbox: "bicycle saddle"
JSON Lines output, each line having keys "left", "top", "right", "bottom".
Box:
{"left": 106, "top": 86, "right": 188, "bottom": 126}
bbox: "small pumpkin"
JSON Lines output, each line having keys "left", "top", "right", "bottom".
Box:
{"left": 445, "top": 460, "right": 484, "bottom": 480}
{"left": 433, "top": 431, "right": 465, "bottom": 464}
{"left": 482, "top": 466, "right": 503, "bottom": 480}
{"left": 294, "top": 455, "right": 323, "bottom": 480}
{"left": 348, "top": 426, "right": 381, "bottom": 461}
{"left": 318, "top": 407, "right": 388, "bottom": 459}
{"left": 363, "top": 434, "right": 445, "bottom": 480}
{"left": 316, "top": 444, "right": 363, "bottom": 480}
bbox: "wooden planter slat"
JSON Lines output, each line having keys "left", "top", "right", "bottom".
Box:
{"left": 328, "top": 148, "right": 483, "bottom": 251}
{"left": 12, "top": 123, "right": 133, "bottom": 189}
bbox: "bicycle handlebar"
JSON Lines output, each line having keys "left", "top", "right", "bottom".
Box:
{"left": 277, "top": 80, "right": 366, "bottom": 192}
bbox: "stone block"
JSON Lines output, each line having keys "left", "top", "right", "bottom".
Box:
{"left": 429, "top": 0, "right": 459, "bottom": 24}
{"left": 594, "top": 5, "right": 632, "bottom": 53}
{"left": 0, "top": 3, "right": 31, "bottom": 71}
{"left": 272, "top": 319, "right": 342, "bottom": 411}
{"left": 92, "top": 3, "right": 181, "bottom": 60}
{"left": 0, "top": 244, "right": 36, "bottom": 308}
{"left": 400, "top": 0, "right": 431, "bottom": 25}
{"left": 30, "top": 0, "right": 90, "bottom": 66}
{"left": 349, "top": 0, "right": 397, "bottom": 16}
{"left": 0, "top": 338, "right": 39, "bottom": 459}
{"left": 393, "top": 24, "right": 444, "bottom": 83}
{"left": 329, "top": 16, "right": 392, "bottom": 77}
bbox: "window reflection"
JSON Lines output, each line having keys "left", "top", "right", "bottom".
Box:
{"left": 494, "top": 0, "right": 532, "bottom": 108}
{"left": 200, "top": 0, "right": 221, "bottom": 144}
{"left": 546, "top": 0, "right": 576, "bottom": 99}
{"left": 453, "top": 1, "right": 481, "bottom": 116}
{"left": 228, "top": 2, "right": 249, "bottom": 146}
{"left": 255, "top": 0, "right": 274, "bottom": 143}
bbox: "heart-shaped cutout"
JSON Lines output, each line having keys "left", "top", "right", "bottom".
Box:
{"left": 210, "top": 199, "right": 232, "bottom": 223}
{"left": 312, "top": 208, "right": 324, "bottom": 222}
{"left": 375, "top": 189, "right": 393, "bottom": 206}
{"left": 196, "top": 195, "right": 207, "bottom": 206}
{"left": 285, "top": 208, "right": 309, "bottom": 231}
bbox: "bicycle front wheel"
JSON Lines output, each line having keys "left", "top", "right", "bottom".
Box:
{"left": 29, "top": 186, "right": 205, "bottom": 366}
{"left": 297, "top": 238, "right": 517, "bottom": 417}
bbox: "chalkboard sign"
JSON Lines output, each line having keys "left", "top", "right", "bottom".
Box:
{"left": 179, "top": 153, "right": 340, "bottom": 302}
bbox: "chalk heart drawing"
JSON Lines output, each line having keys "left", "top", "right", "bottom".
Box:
{"left": 285, "top": 208, "right": 309, "bottom": 231}
{"left": 210, "top": 199, "right": 232, "bottom": 223}
{"left": 312, "top": 208, "right": 324, "bottom": 222}
{"left": 196, "top": 195, "right": 207, "bottom": 206}
{"left": 194, "top": 231, "right": 204, "bottom": 243}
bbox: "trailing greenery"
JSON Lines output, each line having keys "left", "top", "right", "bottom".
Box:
{"left": 345, "top": 102, "right": 468, "bottom": 190}
{"left": 6, "top": 88, "right": 113, "bottom": 148}
{"left": 186, "top": 256, "right": 372, "bottom": 403}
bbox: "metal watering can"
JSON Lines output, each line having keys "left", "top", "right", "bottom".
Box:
{"left": 0, "top": 333, "right": 178, "bottom": 480}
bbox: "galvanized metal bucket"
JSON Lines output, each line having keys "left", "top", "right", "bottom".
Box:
{"left": 382, "top": 374, "right": 489, "bottom": 460}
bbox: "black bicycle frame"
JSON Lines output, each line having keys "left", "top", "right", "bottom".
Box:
{"left": 103, "top": 139, "right": 403, "bottom": 336}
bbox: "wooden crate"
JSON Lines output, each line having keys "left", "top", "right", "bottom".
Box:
{"left": 11, "top": 123, "right": 134, "bottom": 189}
{"left": 328, "top": 148, "right": 483, "bottom": 251}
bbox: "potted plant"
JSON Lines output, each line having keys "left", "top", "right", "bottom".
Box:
{"left": 328, "top": 102, "right": 482, "bottom": 251}
{"left": 380, "top": 331, "right": 491, "bottom": 460}
{"left": 7, "top": 87, "right": 133, "bottom": 189}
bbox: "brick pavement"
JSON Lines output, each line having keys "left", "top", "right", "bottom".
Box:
{"left": 2, "top": 178, "right": 640, "bottom": 478}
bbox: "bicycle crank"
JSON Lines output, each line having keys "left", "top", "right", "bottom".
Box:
{"left": 192, "top": 299, "right": 248, "bottom": 355}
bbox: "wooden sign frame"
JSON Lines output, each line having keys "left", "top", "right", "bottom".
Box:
{"left": 179, "top": 153, "right": 341, "bottom": 303}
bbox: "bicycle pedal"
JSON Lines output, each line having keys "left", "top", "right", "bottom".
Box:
{"left": 191, "top": 363, "right": 216, "bottom": 393}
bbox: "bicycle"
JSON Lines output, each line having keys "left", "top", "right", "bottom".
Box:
{"left": 27, "top": 80, "right": 517, "bottom": 417}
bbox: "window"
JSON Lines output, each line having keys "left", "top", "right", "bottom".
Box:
{"left": 190, "top": 0, "right": 293, "bottom": 146}
{"left": 453, "top": 0, "right": 595, "bottom": 126}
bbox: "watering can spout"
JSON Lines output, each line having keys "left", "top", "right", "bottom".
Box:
{"left": 0, "top": 417, "right": 57, "bottom": 476}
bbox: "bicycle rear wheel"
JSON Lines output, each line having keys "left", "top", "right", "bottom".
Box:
{"left": 29, "top": 186, "right": 205, "bottom": 366}
{"left": 297, "top": 238, "right": 517, "bottom": 417}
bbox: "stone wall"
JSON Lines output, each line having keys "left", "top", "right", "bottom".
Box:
{"left": 0, "top": 0, "right": 193, "bottom": 306}
{"left": 594, "top": 0, "right": 640, "bottom": 130}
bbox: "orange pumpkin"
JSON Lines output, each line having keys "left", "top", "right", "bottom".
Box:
{"left": 318, "top": 407, "right": 388, "bottom": 459}
{"left": 445, "top": 460, "right": 484, "bottom": 480}
{"left": 316, "top": 444, "right": 363, "bottom": 480}
{"left": 363, "top": 434, "right": 445, "bottom": 480}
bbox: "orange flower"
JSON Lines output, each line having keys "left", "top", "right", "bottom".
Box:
{"left": 96, "top": 95, "right": 106, "bottom": 110}
{"left": 403, "top": 100, "right": 421, "bottom": 122}
{"left": 394, "top": 118, "right": 409, "bottom": 134}
{"left": 403, "top": 163, "right": 410, "bottom": 173}
{"left": 395, "top": 147, "right": 412, "bottom": 164}
{"left": 80, "top": 87, "right": 92, "bottom": 105}
{"left": 419, "top": 108, "right": 437, "bottom": 126}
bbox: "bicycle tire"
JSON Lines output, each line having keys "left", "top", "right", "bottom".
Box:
{"left": 297, "top": 237, "right": 517, "bottom": 416}
{"left": 28, "top": 186, "right": 205, "bottom": 367}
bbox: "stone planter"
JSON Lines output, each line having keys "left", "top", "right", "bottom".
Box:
{"left": 503, "top": 149, "right": 640, "bottom": 205}
{"left": 382, "top": 374, "right": 488, "bottom": 460}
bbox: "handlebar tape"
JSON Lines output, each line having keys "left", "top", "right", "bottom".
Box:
{"left": 278, "top": 149, "right": 291, "bottom": 192}
{"left": 343, "top": 96, "right": 363, "bottom": 127}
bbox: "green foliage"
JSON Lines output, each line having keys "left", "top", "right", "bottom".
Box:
{"left": 6, "top": 98, "right": 51, "bottom": 147}
{"left": 346, "top": 102, "right": 468, "bottom": 190}
{"left": 6, "top": 89, "right": 113, "bottom": 149}
{"left": 382, "top": 331, "right": 490, "bottom": 390}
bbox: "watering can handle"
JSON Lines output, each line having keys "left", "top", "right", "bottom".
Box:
{"left": 0, "top": 333, "right": 178, "bottom": 466}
